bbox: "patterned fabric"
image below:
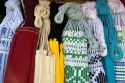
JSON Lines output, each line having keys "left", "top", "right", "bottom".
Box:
{"left": 108, "top": 0, "right": 125, "bottom": 82}
{"left": 63, "top": 29, "right": 89, "bottom": 83}
{"left": 0, "top": 0, "right": 23, "bottom": 83}
{"left": 82, "top": 2, "right": 107, "bottom": 83}
{"left": 54, "top": 3, "right": 99, "bottom": 83}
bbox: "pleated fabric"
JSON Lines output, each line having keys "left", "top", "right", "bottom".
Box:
{"left": 4, "top": 28, "right": 38, "bottom": 83}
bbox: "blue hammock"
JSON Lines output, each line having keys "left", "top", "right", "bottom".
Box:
{"left": 96, "top": 0, "right": 123, "bottom": 83}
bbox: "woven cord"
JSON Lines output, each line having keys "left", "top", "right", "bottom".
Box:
{"left": 54, "top": 3, "right": 98, "bottom": 49}
{"left": 34, "top": 0, "right": 50, "bottom": 52}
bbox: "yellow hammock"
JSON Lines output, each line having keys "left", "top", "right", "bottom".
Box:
{"left": 49, "top": 38, "right": 64, "bottom": 83}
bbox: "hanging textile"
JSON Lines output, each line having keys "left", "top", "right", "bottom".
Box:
{"left": 81, "top": 2, "right": 107, "bottom": 83}
{"left": 4, "top": 0, "right": 39, "bottom": 83}
{"left": 49, "top": 39, "right": 64, "bottom": 83}
{"left": 0, "top": 0, "right": 23, "bottom": 83}
{"left": 34, "top": 0, "right": 56, "bottom": 83}
{"left": 108, "top": 0, "right": 125, "bottom": 82}
{"left": 4, "top": 28, "right": 38, "bottom": 83}
{"left": 55, "top": 3, "right": 98, "bottom": 83}
{"left": 120, "top": 0, "right": 125, "bottom": 6}
{"left": 49, "top": 2, "right": 66, "bottom": 83}
{"left": 96, "top": 0, "right": 123, "bottom": 83}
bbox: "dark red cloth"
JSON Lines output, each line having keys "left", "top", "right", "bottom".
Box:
{"left": 23, "top": 0, "right": 38, "bottom": 27}
{"left": 4, "top": 28, "right": 38, "bottom": 83}
{"left": 120, "top": 0, "right": 125, "bottom": 5}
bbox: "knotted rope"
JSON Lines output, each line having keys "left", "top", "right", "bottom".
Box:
{"left": 96, "top": 0, "right": 123, "bottom": 82}
{"left": 81, "top": 2, "right": 107, "bottom": 57}
{"left": 34, "top": 0, "right": 50, "bottom": 51}
{"left": 55, "top": 3, "right": 98, "bottom": 49}
{"left": 96, "top": 0, "right": 123, "bottom": 61}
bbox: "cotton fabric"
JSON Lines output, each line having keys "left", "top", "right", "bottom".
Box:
{"left": 81, "top": 2, "right": 107, "bottom": 83}
{"left": 4, "top": 28, "right": 38, "bottom": 83}
{"left": 0, "top": 0, "right": 23, "bottom": 82}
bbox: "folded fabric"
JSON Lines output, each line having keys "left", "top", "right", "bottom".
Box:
{"left": 4, "top": 28, "right": 38, "bottom": 83}
{"left": 81, "top": 2, "right": 107, "bottom": 83}
{"left": 0, "top": 0, "right": 23, "bottom": 83}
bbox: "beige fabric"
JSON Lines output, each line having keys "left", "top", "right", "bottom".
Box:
{"left": 34, "top": 1, "right": 55, "bottom": 83}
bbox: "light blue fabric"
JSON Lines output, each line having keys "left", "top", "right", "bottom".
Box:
{"left": 96, "top": 0, "right": 123, "bottom": 83}
{"left": 0, "top": 0, "right": 23, "bottom": 83}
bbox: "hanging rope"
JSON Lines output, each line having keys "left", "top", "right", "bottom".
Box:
{"left": 96, "top": 0, "right": 123, "bottom": 83}
{"left": 55, "top": 3, "right": 98, "bottom": 49}
{"left": 34, "top": 0, "right": 50, "bottom": 50}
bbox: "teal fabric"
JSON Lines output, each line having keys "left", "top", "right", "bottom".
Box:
{"left": 96, "top": 0, "right": 123, "bottom": 83}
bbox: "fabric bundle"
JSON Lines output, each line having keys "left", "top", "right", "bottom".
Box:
{"left": 55, "top": 3, "right": 98, "bottom": 83}
{"left": 0, "top": 0, "right": 23, "bottom": 83}
{"left": 96, "top": 0, "right": 123, "bottom": 83}
{"left": 81, "top": 2, "right": 107, "bottom": 83}
{"left": 108, "top": 0, "right": 125, "bottom": 82}
{"left": 34, "top": 0, "right": 56, "bottom": 83}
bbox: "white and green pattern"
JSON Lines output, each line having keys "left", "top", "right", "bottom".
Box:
{"left": 63, "top": 30, "right": 89, "bottom": 83}
{"left": 54, "top": 3, "right": 98, "bottom": 83}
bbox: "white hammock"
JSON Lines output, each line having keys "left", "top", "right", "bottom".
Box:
{"left": 0, "top": 0, "right": 23, "bottom": 83}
